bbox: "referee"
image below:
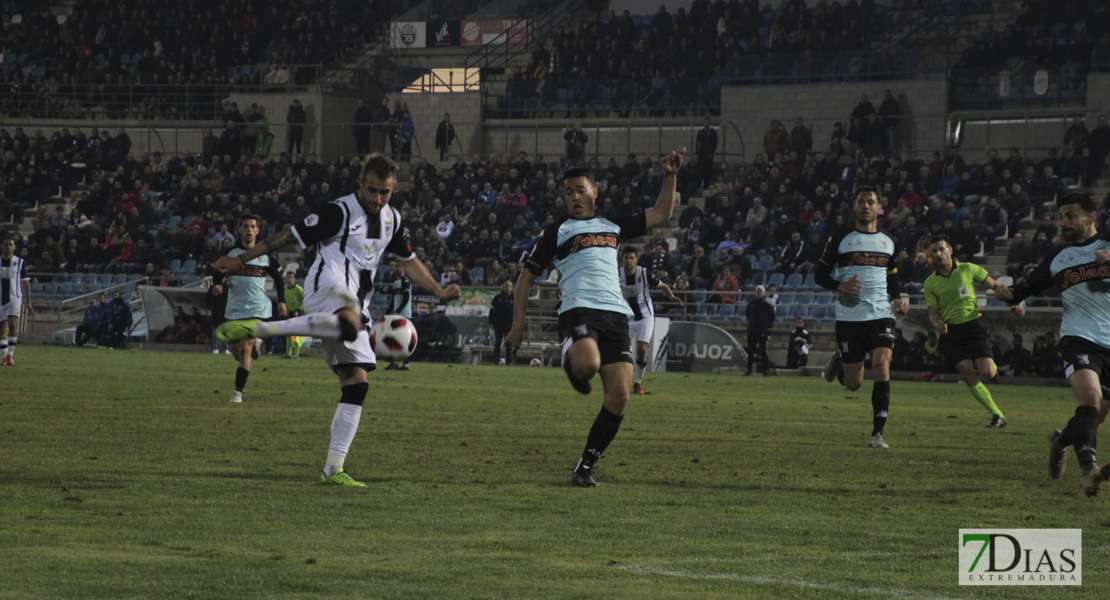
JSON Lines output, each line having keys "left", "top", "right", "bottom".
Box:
{"left": 924, "top": 235, "right": 1016, "bottom": 428}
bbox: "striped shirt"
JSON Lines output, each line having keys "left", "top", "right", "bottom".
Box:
{"left": 0, "top": 255, "right": 29, "bottom": 305}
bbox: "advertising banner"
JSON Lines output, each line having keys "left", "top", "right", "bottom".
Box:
{"left": 460, "top": 19, "right": 532, "bottom": 47}
{"left": 445, "top": 287, "right": 499, "bottom": 317}
{"left": 427, "top": 20, "right": 460, "bottom": 47}
{"left": 664, "top": 321, "right": 747, "bottom": 372}
{"left": 391, "top": 22, "right": 426, "bottom": 49}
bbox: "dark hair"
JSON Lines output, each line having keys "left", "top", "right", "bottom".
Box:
{"left": 237, "top": 212, "right": 261, "bottom": 228}
{"left": 1059, "top": 192, "right": 1097, "bottom": 213}
{"left": 929, "top": 234, "right": 952, "bottom": 248}
{"left": 622, "top": 245, "right": 638, "bottom": 256}
{"left": 562, "top": 166, "right": 595, "bottom": 187}
{"left": 362, "top": 152, "right": 398, "bottom": 181}
{"left": 854, "top": 185, "right": 878, "bottom": 200}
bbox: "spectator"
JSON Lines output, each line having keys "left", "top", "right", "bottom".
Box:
{"left": 287, "top": 99, "right": 306, "bottom": 155}
{"left": 744, "top": 285, "right": 775, "bottom": 376}
{"left": 787, "top": 118, "right": 813, "bottom": 157}
{"left": 373, "top": 97, "right": 392, "bottom": 154}
{"left": 683, "top": 245, "right": 713, "bottom": 289}
{"left": 1060, "top": 148, "right": 1084, "bottom": 188}
{"left": 762, "top": 120, "right": 788, "bottom": 158}
{"left": 1002, "top": 183, "right": 1031, "bottom": 237}
{"left": 397, "top": 111, "right": 415, "bottom": 163}
{"left": 878, "top": 90, "right": 901, "bottom": 154}
{"left": 488, "top": 279, "right": 516, "bottom": 366}
{"left": 353, "top": 99, "right": 373, "bottom": 155}
{"left": 775, "top": 230, "right": 806, "bottom": 274}
{"left": 435, "top": 113, "right": 457, "bottom": 162}
{"left": 708, "top": 264, "right": 740, "bottom": 304}
{"left": 695, "top": 118, "right": 718, "bottom": 189}
{"left": 1005, "top": 232, "right": 1033, "bottom": 280}
{"left": 999, "top": 334, "right": 1032, "bottom": 377}
{"left": 563, "top": 122, "right": 588, "bottom": 166}
{"left": 1064, "top": 115, "right": 1089, "bottom": 155}
{"left": 107, "top": 290, "right": 133, "bottom": 349}
{"left": 74, "top": 298, "right": 106, "bottom": 347}
{"left": 786, "top": 316, "right": 811, "bottom": 369}
{"left": 1088, "top": 114, "right": 1110, "bottom": 185}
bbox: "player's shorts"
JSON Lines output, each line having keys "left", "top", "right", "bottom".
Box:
{"left": 835, "top": 317, "right": 897, "bottom": 364}
{"left": 0, "top": 299, "right": 22, "bottom": 321}
{"left": 938, "top": 318, "right": 993, "bottom": 365}
{"left": 628, "top": 315, "right": 654, "bottom": 344}
{"left": 558, "top": 307, "right": 633, "bottom": 366}
{"left": 305, "top": 285, "right": 376, "bottom": 373}
{"left": 1059, "top": 336, "right": 1110, "bottom": 382}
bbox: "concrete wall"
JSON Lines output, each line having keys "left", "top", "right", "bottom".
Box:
{"left": 393, "top": 91, "right": 483, "bottom": 161}
{"left": 482, "top": 119, "right": 714, "bottom": 165}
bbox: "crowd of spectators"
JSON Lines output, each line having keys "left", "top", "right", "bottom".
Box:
{"left": 4, "top": 103, "right": 1110, "bottom": 304}
{"left": 504, "top": 0, "right": 882, "bottom": 117}
{"left": 953, "top": 0, "right": 1109, "bottom": 92}
{"left": 0, "top": 0, "right": 382, "bottom": 119}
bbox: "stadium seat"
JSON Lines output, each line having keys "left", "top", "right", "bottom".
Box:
{"left": 754, "top": 255, "right": 775, "bottom": 272}
{"left": 745, "top": 255, "right": 757, "bottom": 268}
{"left": 784, "top": 273, "right": 803, "bottom": 290}
{"left": 748, "top": 272, "right": 766, "bottom": 288}
{"left": 808, "top": 306, "right": 828, "bottom": 321}
{"left": 469, "top": 267, "right": 484, "bottom": 282}
{"left": 802, "top": 274, "right": 818, "bottom": 290}
{"left": 29, "top": 283, "right": 44, "bottom": 295}
{"left": 767, "top": 272, "right": 785, "bottom": 288}
{"left": 169, "top": 258, "right": 182, "bottom": 272}
{"left": 815, "top": 293, "right": 834, "bottom": 305}
{"left": 775, "top": 304, "right": 793, "bottom": 320}
{"left": 97, "top": 274, "right": 113, "bottom": 287}
{"left": 797, "top": 293, "right": 814, "bottom": 306}
{"left": 55, "top": 283, "right": 74, "bottom": 298}
{"left": 778, "top": 292, "right": 795, "bottom": 305}
{"left": 180, "top": 259, "right": 197, "bottom": 274}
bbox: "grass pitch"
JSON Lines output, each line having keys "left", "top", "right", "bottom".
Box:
{"left": 2, "top": 346, "right": 1108, "bottom": 599}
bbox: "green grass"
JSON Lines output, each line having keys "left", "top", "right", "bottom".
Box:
{"left": 2, "top": 345, "right": 1108, "bottom": 599}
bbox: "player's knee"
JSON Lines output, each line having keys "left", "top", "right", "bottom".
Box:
{"left": 573, "top": 359, "right": 599, "bottom": 381}
{"left": 340, "top": 382, "right": 369, "bottom": 406}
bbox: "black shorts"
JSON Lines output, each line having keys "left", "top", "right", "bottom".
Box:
{"left": 835, "top": 318, "right": 897, "bottom": 364}
{"left": 1059, "top": 336, "right": 1110, "bottom": 382}
{"left": 558, "top": 307, "right": 634, "bottom": 366}
{"left": 938, "top": 318, "right": 994, "bottom": 365}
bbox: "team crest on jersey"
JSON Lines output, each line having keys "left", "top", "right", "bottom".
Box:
{"left": 304, "top": 214, "right": 319, "bottom": 227}
{"left": 1077, "top": 354, "right": 1090, "bottom": 365}
{"left": 364, "top": 244, "right": 375, "bottom": 259}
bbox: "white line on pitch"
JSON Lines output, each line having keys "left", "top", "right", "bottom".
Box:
{"left": 613, "top": 564, "right": 970, "bottom": 600}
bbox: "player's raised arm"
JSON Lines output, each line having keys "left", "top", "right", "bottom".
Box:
{"left": 213, "top": 228, "right": 296, "bottom": 274}
{"left": 644, "top": 148, "right": 685, "bottom": 230}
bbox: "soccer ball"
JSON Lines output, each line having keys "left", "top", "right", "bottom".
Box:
{"left": 530, "top": 358, "right": 542, "bottom": 367}
{"left": 370, "top": 315, "right": 418, "bottom": 362}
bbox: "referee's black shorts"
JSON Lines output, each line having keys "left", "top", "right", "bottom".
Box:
{"left": 1059, "top": 336, "right": 1110, "bottom": 381}
{"left": 938, "top": 317, "right": 994, "bottom": 365}
{"left": 558, "top": 307, "right": 634, "bottom": 366}
{"left": 835, "top": 317, "right": 896, "bottom": 364}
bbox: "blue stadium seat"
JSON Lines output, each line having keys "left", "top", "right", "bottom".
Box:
{"left": 55, "top": 283, "right": 74, "bottom": 298}
{"left": 784, "top": 273, "right": 804, "bottom": 290}
{"left": 754, "top": 255, "right": 774, "bottom": 272}
{"left": 775, "top": 304, "right": 793, "bottom": 320}
{"left": 808, "top": 306, "right": 828, "bottom": 321}
{"left": 802, "top": 274, "right": 818, "bottom": 290}
{"left": 766, "top": 272, "right": 785, "bottom": 288}
{"left": 797, "top": 293, "right": 814, "bottom": 305}
{"left": 816, "top": 293, "right": 834, "bottom": 305}
{"left": 748, "top": 272, "right": 766, "bottom": 288}
{"left": 745, "top": 255, "right": 757, "bottom": 268}
{"left": 778, "top": 292, "right": 795, "bottom": 305}
{"left": 97, "top": 274, "right": 113, "bottom": 286}
{"left": 29, "top": 283, "right": 44, "bottom": 295}
{"left": 469, "top": 266, "right": 484, "bottom": 283}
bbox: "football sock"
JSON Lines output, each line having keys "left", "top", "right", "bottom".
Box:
{"left": 6, "top": 336, "right": 15, "bottom": 357}
{"left": 580, "top": 406, "right": 623, "bottom": 468}
{"left": 324, "top": 387, "right": 367, "bottom": 477}
{"left": 634, "top": 362, "right": 645, "bottom": 383}
{"left": 968, "top": 382, "right": 1003, "bottom": 416}
{"left": 871, "top": 381, "right": 890, "bottom": 436}
{"left": 234, "top": 367, "right": 250, "bottom": 393}
{"left": 1061, "top": 405, "right": 1098, "bottom": 468}
{"left": 0, "top": 342, "right": 7, "bottom": 357}
{"left": 256, "top": 314, "right": 357, "bottom": 342}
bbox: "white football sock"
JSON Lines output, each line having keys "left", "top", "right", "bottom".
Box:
{"left": 634, "top": 363, "right": 644, "bottom": 384}
{"left": 323, "top": 403, "right": 363, "bottom": 476}
{"left": 6, "top": 337, "right": 15, "bottom": 357}
{"left": 256, "top": 314, "right": 340, "bottom": 339}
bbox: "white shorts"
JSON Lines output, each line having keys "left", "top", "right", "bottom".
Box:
{"left": 304, "top": 285, "right": 376, "bottom": 370}
{"left": 628, "top": 316, "right": 654, "bottom": 344}
{"left": 0, "top": 299, "right": 22, "bottom": 321}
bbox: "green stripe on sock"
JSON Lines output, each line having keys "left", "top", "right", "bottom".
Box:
{"left": 969, "top": 382, "right": 1002, "bottom": 417}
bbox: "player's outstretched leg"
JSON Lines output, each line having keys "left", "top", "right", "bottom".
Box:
{"left": 253, "top": 314, "right": 358, "bottom": 342}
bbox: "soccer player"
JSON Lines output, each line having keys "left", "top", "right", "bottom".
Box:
{"left": 619, "top": 245, "right": 683, "bottom": 394}
{"left": 213, "top": 153, "right": 460, "bottom": 487}
{"left": 0, "top": 236, "right": 33, "bottom": 365}
{"left": 281, "top": 271, "right": 304, "bottom": 359}
{"left": 923, "top": 234, "right": 1016, "bottom": 428}
{"left": 218, "top": 213, "right": 287, "bottom": 403}
{"left": 384, "top": 260, "right": 412, "bottom": 371}
{"left": 817, "top": 186, "right": 909, "bottom": 449}
{"left": 1002, "top": 193, "right": 1110, "bottom": 496}
{"left": 507, "top": 148, "right": 685, "bottom": 487}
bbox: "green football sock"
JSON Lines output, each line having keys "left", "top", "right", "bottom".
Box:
{"left": 969, "top": 382, "right": 1002, "bottom": 416}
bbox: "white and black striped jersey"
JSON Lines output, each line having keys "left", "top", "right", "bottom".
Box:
{"left": 0, "top": 255, "right": 29, "bottom": 305}
{"left": 291, "top": 193, "right": 415, "bottom": 321}
{"left": 618, "top": 264, "right": 658, "bottom": 321}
